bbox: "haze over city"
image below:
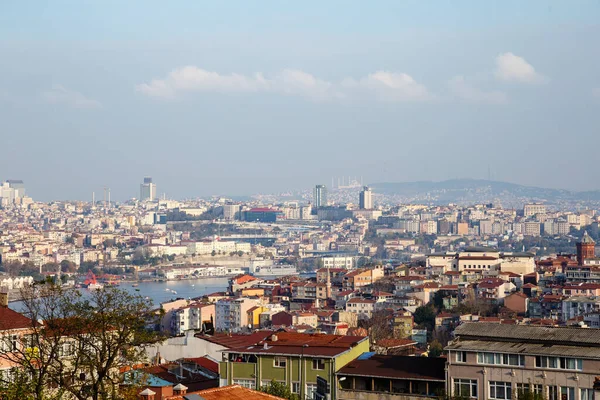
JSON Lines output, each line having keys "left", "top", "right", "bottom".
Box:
{"left": 1, "top": 1, "right": 600, "bottom": 201}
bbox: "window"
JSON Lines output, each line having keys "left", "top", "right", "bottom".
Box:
{"left": 291, "top": 382, "right": 300, "bottom": 394}
{"left": 274, "top": 357, "right": 287, "bottom": 368}
{"left": 477, "top": 352, "right": 524, "bottom": 367}
{"left": 312, "top": 359, "right": 325, "bottom": 370}
{"left": 306, "top": 383, "right": 317, "bottom": 400}
{"left": 535, "top": 356, "right": 582, "bottom": 370}
{"left": 561, "top": 387, "right": 575, "bottom": 400}
{"left": 59, "top": 342, "right": 75, "bottom": 357}
{"left": 233, "top": 379, "right": 255, "bottom": 389}
{"left": 581, "top": 388, "right": 594, "bottom": 400}
{"left": 453, "top": 378, "right": 477, "bottom": 398}
{"left": 455, "top": 351, "right": 467, "bottom": 363}
{"left": 489, "top": 381, "right": 512, "bottom": 400}
{"left": 548, "top": 386, "right": 559, "bottom": 400}
{"left": 516, "top": 383, "right": 530, "bottom": 393}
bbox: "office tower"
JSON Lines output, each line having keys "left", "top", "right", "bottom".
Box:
{"left": 359, "top": 186, "right": 372, "bottom": 209}
{"left": 140, "top": 177, "right": 156, "bottom": 201}
{"left": 314, "top": 185, "right": 327, "bottom": 208}
{"left": 6, "top": 180, "right": 25, "bottom": 198}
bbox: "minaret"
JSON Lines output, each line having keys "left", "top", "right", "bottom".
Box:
{"left": 326, "top": 265, "right": 331, "bottom": 299}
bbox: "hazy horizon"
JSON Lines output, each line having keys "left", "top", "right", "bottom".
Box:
{"left": 2, "top": 1, "right": 600, "bottom": 201}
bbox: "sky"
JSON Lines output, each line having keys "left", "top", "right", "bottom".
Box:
{"left": 1, "top": 1, "right": 600, "bottom": 201}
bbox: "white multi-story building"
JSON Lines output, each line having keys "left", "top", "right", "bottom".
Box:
{"left": 215, "top": 298, "right": 260, "bottom": 332}
{"left": 171, "top": 303, "right": 215, "bottom": 336}
{"left": 185, "top": 240, "right": 251, "bottom": 256}
{"left": 523, "top": 203, "right": 547, "bottom": 217}
{"left": 321, "top": 256, "right": 354, "bottom": 269}
{"left": 223, "top": 204, "right": 241, "bottom": 220}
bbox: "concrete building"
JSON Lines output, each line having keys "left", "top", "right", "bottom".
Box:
{"left": 219, "top": 332, "right": 369, "bottom": 400}
{"left": 446, "top": 322, "right": 600, "bottom": 400}
{"left": 223, "top": 204, "right": 241, "bottom": 220}
{"left": 358, "top": 186, "right": 372, "bottom": 210}
{"left": 314, "top": 185, "right": 328, "bottom": 208}
{"left": 524, "top": 203, "right": 547, "bottom": 218}
{"left": 140, "top": 177, "right": 157, "bottom": 201}
{"left": 215, "top": 298, "right": 260, "bottom": 333}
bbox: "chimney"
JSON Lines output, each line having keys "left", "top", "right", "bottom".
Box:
{"left": 173, "top": 383, "right": 188, "bottom": 395}
{"left": 0, "top": 289, "right": 8, "bottom": 308}
{"left": 138, "top": 388, "right": 156, "bottom": 400}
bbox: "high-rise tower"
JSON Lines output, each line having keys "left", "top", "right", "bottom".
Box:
{"left": 359, "top": 186, "right": 372, "bottom": 210}
{"left": 140, "top": 177, "right": 156, "bottom": 201}
{"left": 314, "top": 185, "right": 327, "bottom": 208}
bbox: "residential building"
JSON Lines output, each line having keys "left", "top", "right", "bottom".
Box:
{"left": 219, "top": 332, "right": 369, "bottom": 400}
{"left": 446, "top": 322, "right": 600, "bottom": 400}
{"left": 215, "top": 298, "right": 260, "bottom": 333}
{"left": 336, "top": 354, "right": 445, "bottom": 400}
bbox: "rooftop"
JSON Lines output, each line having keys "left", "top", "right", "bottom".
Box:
{"left": 166, "top": 384, "right": 284, "bottom": 400}
{"left": 454, "top": 322, "right": 600, "bottom": 347}
{"left": 223, "top": 332, "right": 368, "bottom": 358}
{"left": 337, "top": 353, "right": 445, "bottom": 381}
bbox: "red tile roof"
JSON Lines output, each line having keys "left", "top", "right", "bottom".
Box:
{"left": 166, "top": 385, "right": 284, "bottom": 400}
{"left": 184, "top": 357, "right": 219, "bottom": 374}
{"left": 0, "top": 308, "right": 32, "bottom": 331}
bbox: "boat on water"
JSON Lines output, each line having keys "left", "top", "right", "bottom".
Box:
{"left": 86, "top": 283, "right": 104, "bottom": 291}
{"left": 132, "top": 283, "right": 139, "bottom": 287}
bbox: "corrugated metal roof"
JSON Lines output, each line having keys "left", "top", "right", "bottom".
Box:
{"left": 446, "top": 340, "right": 600, "bottom": 359}
{"left": 455, "top": 322, "right": 600, "bottom": 346}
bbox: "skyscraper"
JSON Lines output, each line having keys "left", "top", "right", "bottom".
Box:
{"left": 314, "top": 185, "right": 327, "bottom": 208}
{"left": 359, "top": 186, "right": 372, "bottom": 209}
{"left": 140, "top": 177, "right": 156, "bottom": 201}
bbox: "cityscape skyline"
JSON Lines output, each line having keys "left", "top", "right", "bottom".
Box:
{"left": 1, "top": 1, "right": 600, "bottom": 201}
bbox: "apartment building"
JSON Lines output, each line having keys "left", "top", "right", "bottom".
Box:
{"left": 446, "top": 322, "right": 600, "bottom": 400}
{"left": 214, "top": 298, "right": 259, "bottom": 333}
{"left": 219, "top": 332, "right": 369, "bottom": 400}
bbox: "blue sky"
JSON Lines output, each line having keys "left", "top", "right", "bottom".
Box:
{"left": 1, "top": 1, "right": 599, "bottom": 201}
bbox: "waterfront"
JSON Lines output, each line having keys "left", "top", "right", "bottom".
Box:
{"left": 9, "top": 272, "right": 315, "bottom": 312}
{"left": 9, "top": 277, "right": 230, "bottom": 312}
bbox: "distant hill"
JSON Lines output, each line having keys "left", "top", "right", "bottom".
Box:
{"left": 368, "top": 179, "right": 600, "bottom": 205}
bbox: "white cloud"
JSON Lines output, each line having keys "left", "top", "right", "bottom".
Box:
{"left": 136, "top": 66, "right": 336, "bottom": 101}
{"left": 41, "top": 85, "right": 102, "bottom": 109}
{"left": 494, "top": 52, "right": 545, "bottom": 84}
{"left": 136, "top": 67, "right": 428, "bottom": 102}
{"left": 342, "top": 71, "right": 432, "bottom": 101}
{"left": 448, "top": 76, "right": 508, "bottom": 104}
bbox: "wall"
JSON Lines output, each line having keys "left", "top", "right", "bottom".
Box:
{"left": 144, "top": 332, "right": 226, "bottom": 362}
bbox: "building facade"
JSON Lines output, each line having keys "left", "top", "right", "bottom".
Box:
{"left": 446, "top": 322, "right": 600, "bottom": 400}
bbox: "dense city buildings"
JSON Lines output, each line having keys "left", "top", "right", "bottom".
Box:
{"left": 3, "top": 181, "right": 600, "bottom": 398}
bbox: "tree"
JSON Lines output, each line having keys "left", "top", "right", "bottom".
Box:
{"left": 428, "top": 339, "right": 443, "bottom": 357}
{"left": 60, "top": 260, "right": 78, "bottom": 273}
{"left": 0, "top": 284, "right": 162, "bottom": 400}
{"left": 211, "top": 250, "right": 217, "bottom": 257}
{"left": 358, "top": 310, "right": 394, "bottom": 342}
{"left": 414, "top": 305, "right": 436, "bottom": 331}
{"left": 260, "top": 379, "right": 300, "bottom": 400}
